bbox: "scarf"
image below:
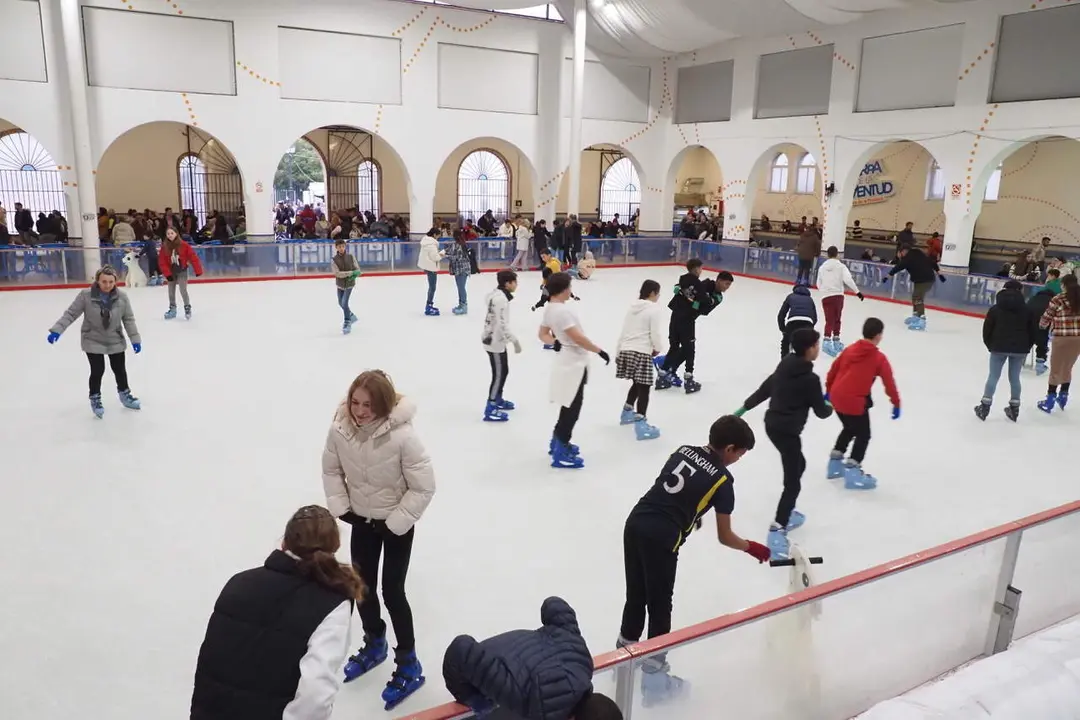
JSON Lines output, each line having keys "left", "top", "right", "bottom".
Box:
{"left": 91, "top": 285, "right": 118, "bottom": 328}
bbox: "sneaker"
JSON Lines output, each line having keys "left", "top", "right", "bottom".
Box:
{"left": 827, "top": 454, "right": 845, "bottom": 479}
{"left": 620, "top": 407, "right": 637, "bottom": 425}
{"left": 483, "top": 401, "right": 509, "bottom": 422}
{"left": 766, "top": 526, "right": 790, "bottom": 561}
{"left": 634, "top": 417, "right": 660, "bottom": 440}
{"left": 843, "top": 464, "right": 877, "bottom": 490}
{"left": 343, "top": 635, "right": 389, "bottom": 682}
{"left": 974, "top": 402, "right": 990, "bottom": 421}
{"left": 786, "top": 509, "right": 806, "bottom": 531}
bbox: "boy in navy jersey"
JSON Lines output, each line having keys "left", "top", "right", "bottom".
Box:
{"left": 617, "top": 415, "right": 769, "bottom": 705}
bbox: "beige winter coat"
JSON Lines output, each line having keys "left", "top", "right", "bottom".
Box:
{"left": 321, "top": 396, "right": 435, "bottom": 536}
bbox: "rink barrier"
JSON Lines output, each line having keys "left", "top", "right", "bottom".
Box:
{"left": 0, "top": 238, "right": 1049, "bottom": 319}
{"left": 402, "top": 498, "right": 1080, "bottom": 720}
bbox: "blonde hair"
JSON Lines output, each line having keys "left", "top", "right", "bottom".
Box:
{"left": 343, "top": 370, "right": 400, "bottom": 424}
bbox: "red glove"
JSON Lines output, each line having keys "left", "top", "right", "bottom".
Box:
{"left": 745, "top": 541, "right": 771, "bottom": 564}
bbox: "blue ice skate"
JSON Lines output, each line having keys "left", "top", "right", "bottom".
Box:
{"left": 494, "top": 398, "right": 515, "bottom": 411}
{"left": 683, "top": 374, "right": 701, "bottom": 394}
{"left": 620, "top": 407, "right": 637, "bottom": 425}
{"left": 904, "top": 315, "right": 919, "bottom": 327}
{"left": 184, "top": 305, "right": 192, "bottom": 320}
{"left": 343, "top": 321, "right": 352, "bottom": 335}
{"left": 164, "top": 305, "right": 177, "bottom": 320}
{"left": 451, "top": 303, "right": 468, "bottom": 316}
{"left": 483, "top": 401, "right": 509, "bottom": 422}
{"left": 766, "top": 526, "right": 790, "bottom": 561}
{"left": 89, "top": 393, "right": 104, "bottom": 419}
{"left": 827, "top": 453, "right": 846, "bottom": 479}
{"left": 381, "top": 649, "right": 426, "bottom": 711}
{"left": 634, "top": 417, "right": 660, "bottom": 441}
{"left": 549, "top": 435, "right": 579, "bottom": 456}
{"left": 786, "top": 509, "right": 805, "bottom": 531}
{"left": 843, "top": 464, "right": 877, "bottom": 490}
{"left": 343, "top": 635, "right": 388, "bottom": 683}
{"left": 1037, "top": 392, "right": 1058, "bottom": 414}
{"left": 1058, "top": 392, "right": 1069, "bottom": 410}
{"left": 543, "top": 343, "right": 555, "bottom": 350}
{"left": 908, "top": 316, "right": 926, "bottom": 331}
{"left": 348, "top": 311, "right": 358, "bottom": 323}
{"left": 1035, "top": 359, "right": 1048, "bottom": 376}
{"left": 550, "top": 440, "right": 584, "bottom": 469}
{"left": 424, "top": 304, "right": 441, "bottom": 316}
{"left": 654, "top": 372, "right": 675, "bottom": 391}
{"left": 641, "top": 667, "right": 689, "bottom": 707}
{"left": 652, "top": 355, "right": 667, "bottom": 372}
{"left": 118, "top": 390, "right": 141, "bottom": 411}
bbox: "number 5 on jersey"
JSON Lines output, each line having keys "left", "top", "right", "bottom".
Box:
{"left": 664, "top": 460, "right": 694, "bottom": 494}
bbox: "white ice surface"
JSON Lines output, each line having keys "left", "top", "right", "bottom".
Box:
{"left": 0, "top": 267, "right": 1076, "bottom": 720}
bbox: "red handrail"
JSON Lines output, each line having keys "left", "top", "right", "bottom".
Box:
{"left": 402, "top": 498, "right": 1080, "bottom": 719}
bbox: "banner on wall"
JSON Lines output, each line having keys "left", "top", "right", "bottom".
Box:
{"left": 853, "top": 159, "right": 895, "bottom": 206}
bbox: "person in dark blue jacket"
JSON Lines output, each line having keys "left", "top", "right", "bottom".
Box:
{"left": 777, "top": 283, "right": 818, "bottom": 357}
{"left": 442, "top": 597, "right": 621, "bottom": 720}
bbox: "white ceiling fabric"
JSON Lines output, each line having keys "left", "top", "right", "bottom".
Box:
{"left": 541, "top": 0, "right": 978, "bottom": 57}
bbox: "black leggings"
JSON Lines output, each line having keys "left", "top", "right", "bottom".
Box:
{"left": 834, "top": 412, "right": 871, "bottom": 464}
{"left": 350, "top": 518, "right": 416, "bottom": 651}
{"left": 766, "top": 427, "right": 805, "bottom": 528}
{"left": 487, "top": 350, "right": 509, "bottom": 402}
{"left": 619, "top": 515, "right": 679, "bottom": 643}
{"left": 87, "top": 352, "right": 129, "bottom": 395}
{"left": 625, "top": 382, "right": 651, "bottom": 416}
{"left": 554, "top": 370, "right": 587, "bottom": 443}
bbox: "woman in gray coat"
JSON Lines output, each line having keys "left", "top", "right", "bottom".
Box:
{"left": 48, "top": 265, "right": 142, "bottom": 418}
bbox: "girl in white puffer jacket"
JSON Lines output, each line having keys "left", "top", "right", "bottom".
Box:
{"left": 615, "top": 279, "right": 667, "bottom": 440}
{"left": 321, "top": 369, "right": 435, "bottom": 703}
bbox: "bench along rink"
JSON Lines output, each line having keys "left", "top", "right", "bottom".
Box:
{"left": 0, "top": 267, "right": 1074, "bottom": 720}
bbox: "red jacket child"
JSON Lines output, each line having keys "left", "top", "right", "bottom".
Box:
{"left": 825, "top": 339, "right": 900, "bottom": 416}
{"left": 158, "top": 239, "right": 204, "bottom": 279}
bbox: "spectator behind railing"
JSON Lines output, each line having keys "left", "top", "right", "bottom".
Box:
{"left": 1009, "top": 251, "right": 1042, "bottom": 283}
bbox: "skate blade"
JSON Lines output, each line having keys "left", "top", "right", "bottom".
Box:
{"left": 383, "top": 676, "right": 426, "bottom": 711}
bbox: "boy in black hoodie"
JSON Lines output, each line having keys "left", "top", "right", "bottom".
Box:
{"left": 777, "top": 282, "right": 818, "bottom": 357}
{"left": 655, "top": 261, "right": 733, "bottom": 393}
{"left": 734, "top": 328, "right": 832, "bottom": 560}
{"left": 884, "top": 246, "right": 945, "bottom": 331}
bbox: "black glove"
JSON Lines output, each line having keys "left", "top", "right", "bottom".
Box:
{"left": 553, "top": 340, "right": 562, "bottom": 352}
{"left": 598, "top": 350, "right": 611, "bottom": 365}
{"left": 857, "top": 292, "right": 864, "bottom": 301}
{"left": 165, "top": 276, "right": 174, "bottom": 283}
{"left": 938, "top": 274, "right": 946, "bottom": 283}
{"left": 881, "top": 276, "right": 890, "bottom": 284}
{"left": 338, "top": 511, "right": 360, "bottom": 525}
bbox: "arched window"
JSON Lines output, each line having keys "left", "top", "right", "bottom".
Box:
{"left": 0, "top": 131, "right": 67, "bottom": 224}
{"left": 796, "top": 152, "right": 816, "bottom": 194}
{"left": 358, "top": 160, "right": 380, "bottom": 216}
{"left": 599, "top": 157, "right": 641, "bottom": 221}
{"left": 768, "top": 153, "right": 789, "bottom": 193}
{"left": 984, "top": 163, "right": 1002, "bottom": 202}
{"left": 178, "top": 154, "right": 209, "bottom": 227}
{"left": 457, "top": 150, "right": 509, "bottom": 223}
{"left": 926, "top": 159, "right": 945, "bottom": 200}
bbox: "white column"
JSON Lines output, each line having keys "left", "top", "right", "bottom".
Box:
{"left": 821, "top": 195, "right": 850, "bottom": 253}
{"left": 534, "top": 31, "right": 564, "bottom": 225}
{"left": 58, "top": 0, "right": 101, "bottom": 280}
{"left": 566, "top": 0, "right": 586, "bottom": 218}
{"left": 723, "top": 197, "right": 753, "bottom": 243}
{"left": 942, "top": 192, "right": 979, "bottom": 269}
{"left": 408, "top": 178, "right": 435, "bottom": 238}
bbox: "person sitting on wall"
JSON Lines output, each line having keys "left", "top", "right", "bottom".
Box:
{"left": 478, "top": 209, "right": 497, "bottom": 237}
{"left": 442, "top": 596, "right": 622, "bottom": 720}
{"left": 781, "top": 220, "right": 794, "bottom": 234}
{"left": 1009, "top": 251, "right": 1042, "bottom": 283}
{"left": 758, "top": 214, "right": 772, "bottom": 232}
{"left": 893, "top": 221, "right": 916, "bottom": 259}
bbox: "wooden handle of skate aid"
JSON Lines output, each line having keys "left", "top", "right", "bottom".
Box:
{"left": 769, "top": 557, "right": 823, "bottom": 567}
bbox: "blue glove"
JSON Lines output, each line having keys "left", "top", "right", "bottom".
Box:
{"left": 132, "top": 343, "right": 142, "bottom": 354}
{"left": 47, "top": 332, "right": 60, "bottom": 344}
{"left": 823, "top": 393, "right": 829, "bottom": 403}
{"left": 891, "top": 406, "right": 901, "bottom": 420}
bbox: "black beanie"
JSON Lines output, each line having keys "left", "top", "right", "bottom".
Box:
{"left": 791, "top": 327, "right": 820, "bottom": 356}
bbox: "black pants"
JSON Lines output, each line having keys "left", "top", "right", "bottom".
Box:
{"left": 566, "top": 245, "right": 579, "bottom": 267}
{"left": 486, "top": 350, "right": 509, "bottom": 402}
{"left": 1035, "top": 328, "right": 1050, "bottom": 362}
{"left": 87, "top": 352, "right": 129, "bottom": 395}
{"left": 766, "top": 426, "right": 805, "bottom": 528}
{"left": 834, "top": 412, "right": 871, "bottom": 464}
{"left": 797, "top": 258, "right": 814, "bottom": 284}
{"left": 781, "top": 319, "right": 815, "bottom": 357}
{"left": 662, "top": 317, "right": 696, "bottom": 374}
{"left": 554, "top": 369, "right": 587, "bottom": 443}
{"left": 533, "top": 288, "right": 549, "bottom": 310}
{"left": 350, "top": 518, "right": 416, "bottom": 651}
{"left": 619, "top": 515, "right": 680, "bottom": 643}
{"left": 625, "top": 382, "right": 651, "bottom": 416}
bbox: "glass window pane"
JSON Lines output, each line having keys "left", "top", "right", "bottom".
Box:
{"left": 458, "top": 150, "right": 509, "bottom": 223}
{"left": 599, "top": 157, "right": 641, "bottom": 221}
{"left": 0, "top": 131, "right": 68, "bottom": 224}
{"left": 984, "top": 165, "right": 1002, "bottom": 201}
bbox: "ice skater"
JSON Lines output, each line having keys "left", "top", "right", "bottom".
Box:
{"left": 616, "top": 279, "right": 666, "bottom": 441}
{"left": 617, "top": 415, "right": 769, "bottom": 705}
{"left": 656, "top": 262, "right": 733, "bottom": 393}
{"left": 825, "top": 318, "right": 900, "bottom": 488}
{"left": 974, "top": 280, "right": 1035, "bottom": 422}
{"left": 331, "top": 238, "right": 361, "bottom": 334}
{"left": 47, "top": 264, "right": 142, "bottom": 418}
{"left": 443, "top": 597, "right": 622, "bottom": 720}
{"left": 883, "top": 245, "right": 944, "bottom": 331}
{"left": 735, "top": 328, "right": 832, "bottom": 560}
{"left": 481, "top": 270, "right": 522, "bottom": 422}
{"left": 322, "top": 370, "right": 436, "bottom": 710}
{"left": 532, "top": 250, "right": 563, "bottom": 313}
{"left": 777, "top": 281, "right": 818, "bottom": 358}
{"left": 539, "top": 272, "right": 610, "bottom": 469}
{"left": 816, "top": 246, "right": 864, "bottom": 356}
{"left": 1028, "top": 269, "right": 1062, "bottom": 376}
{"left": 159, "top": 226, "right": 203, "bottom": 320}
{"left": 446, "top": 230, "right": 473, "bottom": 315}
{"left": 1037, "top": 273, "right": 1080, "bottom": 413}
{"left": 418, "top": 228, "right": 446, "bottom": 316}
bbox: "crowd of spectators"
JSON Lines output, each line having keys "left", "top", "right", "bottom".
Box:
{"left": 0, "top": 201, "right": 68, "bottom": 246}
{"left": 275, "top": 202, "right": 409, "bottom": 240}
{"left": 100, "top": 207, "right": 246, "bottom": 247}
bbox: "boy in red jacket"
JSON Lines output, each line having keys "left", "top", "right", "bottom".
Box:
{"left": 824, "top": 317, "right": 901, "bottom": 490}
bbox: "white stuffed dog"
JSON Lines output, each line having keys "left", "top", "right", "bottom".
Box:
{"left": 122, "top": 250, "right": 148, "bottom": 288}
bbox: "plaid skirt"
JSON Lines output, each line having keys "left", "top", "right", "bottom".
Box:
{"left": 616, "top": 350, "right": 655, "bottom": 385}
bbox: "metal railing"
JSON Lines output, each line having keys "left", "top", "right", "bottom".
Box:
{"left": 0, "top": 238, "right": 1053, "bottom": 317}
{"left": 400, "top": 499, "right": 1080, "bottom": 720}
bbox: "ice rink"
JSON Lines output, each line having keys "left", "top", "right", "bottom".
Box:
{"left": 1, "top": 266, "right": 1075, "bottom": 720}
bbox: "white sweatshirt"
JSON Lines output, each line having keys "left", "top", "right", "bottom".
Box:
{"left": 498, "top": 222, "right": 515, "bottom": 238}
{"left": 515, "top": 225, "right": 532, "bottom": 252}
{"left": 816, "top": 258, "right": 860, "bottom": 298}
{"left": 481, "top": 288, "right": 520, "bottom": 353}
{"left": 617, "top": 299, "right": 667, "bottom": 356}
